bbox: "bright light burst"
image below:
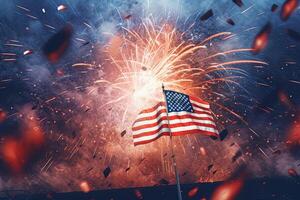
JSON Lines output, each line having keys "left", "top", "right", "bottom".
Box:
{"left": 95, "top": 18, "right": 267, "bottom": 124}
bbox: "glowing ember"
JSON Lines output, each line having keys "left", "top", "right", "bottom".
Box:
{"left": 280, "top": 0, "right": 298, "bottom": 21}
{"left": 134, "top": 189, "right": 143, "bottom": 200}
{"left": 1, "top": 138, "right": 25, "bottom": 173}
{"left": 57, "top": 4, "right": 67, "bottom": 12}
{"left": 200, "top": 147, "right": 207, "bottom": 156}
{"left": 187, "top": 186, "right": 199, "bottom": 198}
{"left": 80, "top": 181, "right": 91, "bottom": 193}
{"left": 252, "top": 22, "right": 272, "bottom": 54}
{"left": 23, "top": 49, "right": 33, "bottom": 56}
{"left": 278, "top": 90, "right": 293, "bottom": 108}
{"left": 211, "top": 175, "right": 244, "bottom": 200}
{"left": 0, "top": 107, "right": 44, "bottom": 173}
{"left": 0, "top": 109, "right": 6, "bottom": 122}
{"left": 288, "top": 168, "right": 299, "bottom": 178}
{"left": 286, "top": 115, "right": 300, "bottom": 148}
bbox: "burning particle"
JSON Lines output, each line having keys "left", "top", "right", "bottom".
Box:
{"left": 280, "top": 0, "right": 298, "bottom": 21}
{"left": 103, "top": 166, "right": 111, "bottom": 178}
{"left": 286, "top": 115, "right": 300, "bottom": 148}
{"left": 0, "top": 109, "right": 6, "bottom": 122}
{"left": 288, "top": 168, "right": 299, "bottom": 178}
{"left": 278, "top": 90, "right": 293, "bottom": 108}
{"left": 0, "top": 107, "right": 44, "bottom": 174}
{"left": 56, "top": 69, "right": 64, "bottom": 76}
{"left": 187, "top": 187, "right": 199, "bottom": 198}
{"left": 124, "top": 14, "right": 132, "bottom": 20}
{"left": 211, "top": 176, "right": 244, "bottom": 200}
{"left": 252, "top": 22, "right": 272, "bottom": 54}
{"left": 23, "top": 49, "right": 33, "bottom": 56}
{"left": 232, "top": 0, "right": 244, "bottom": 7}
{"left": 1, "top": 138, "right": 25, "bottom": 173}
{"left": 226, "top": 18, "right": 235, "bottom": 26}
{"left": 200, "top": 147, "right": 206, "bottom": 156}
{"left": 43, "top": 24, "right": 73, "bottom": 62}
{"left": 271, "top": 4, "right": 279, "bottom": 12}
{"left": 134, "top": 189, "right": 143, "bottom": 200}
{"left": 287, "top": 29, "right": 300, "bottom": 41}
{"left": 80, "top": 181, "right": 91, "bottom": 193}
{"left": 200, "top": 9, "right": 213, "bottom": 21}
{"left": 57, "top": 4, "right": 67, "bottom": 12}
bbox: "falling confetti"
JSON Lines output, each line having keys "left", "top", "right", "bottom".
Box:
{"left": 103, "top": 166, "right": 111, "bottom": 178}
{"left": 232, "top": 0, "right": 244, "bottom": 7}
{"left": 271, "top": 4, "right": 279, "bottom": 12}
{"left": 200, "top": 9, "right": 213, "bottom": 21}
{"left": 226, "top": 18, "right": 235, "bottom": 26}
{"left": 287, "top": 29, "right": 300, "bottom": 41}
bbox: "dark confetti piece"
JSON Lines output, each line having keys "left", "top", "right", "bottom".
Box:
{"left": 200, "top": 9, "right": 213, "bottom": 21}
{"left": 271, "top": 4, "right": 278, "bottom": 12}
{"left": 103, "top": 167, "right": 111, "bottom": 178}
{"left": 232, "top": 0, "right": 243, "bottom": 7}
{"left": 121, "top": 130, "right": 126, "bottom": 137}
{"left": 226, "top": 18, "right": 235, "bottom": 26}
{"left": 159, "top": 178, "right": 169, "bottom": 185}
{"left": 287, "top": 29, "right": 300, "bottom": 41}
{"left": 220, "top": 129, "right": 229, "bottom": 141}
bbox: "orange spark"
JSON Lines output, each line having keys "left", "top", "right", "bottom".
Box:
{"left": 80, "top": 181, "right": 91, "bottom": 193}
{"left": 187, "top": 187, "right": 199, "bottom": 198}
{"left": 281, "top": 0, "right": 298, "bottom": 21}
{"left": 211, "top": 175, "right": 245, "bottom": 200}
{"left": 286, "top": 115, "right": 300, "bottom": 148}
{"left": 0, "top": 109, "right": 6, "bottom": 123}
{"left": 0, "top": 107, "right": 45, "bottom": 173}
{"left": 252, "top": 23, "right": 272, "bottom": 54}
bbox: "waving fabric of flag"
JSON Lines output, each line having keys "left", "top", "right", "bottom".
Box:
{"left": 132, "top": 90, "right": 219, "bottom": 146}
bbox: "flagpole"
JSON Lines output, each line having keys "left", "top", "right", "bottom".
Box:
{"left": 162, "top": 84, "right": 183, "bottom": 200}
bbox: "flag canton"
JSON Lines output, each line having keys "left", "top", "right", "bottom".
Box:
{"left": 164, "top": 90, "right": 194, "bottom": 113}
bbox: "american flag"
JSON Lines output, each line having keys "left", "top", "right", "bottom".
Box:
{"left": 132, "top": 90, "right": 219, "bottom": 146}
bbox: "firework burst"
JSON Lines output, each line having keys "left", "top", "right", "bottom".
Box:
{"left": 95, "top": 18, "right": 267, "bottom": 126}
